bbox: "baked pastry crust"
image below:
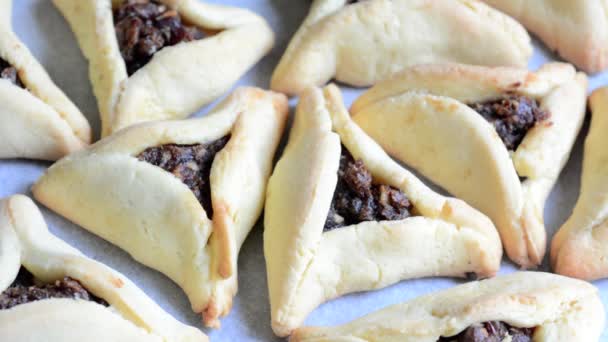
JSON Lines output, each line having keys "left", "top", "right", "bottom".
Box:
{"left": 270, "top": 0, "right": 532, "bottom": 96}
{"left": 0, "top": 194, "right": 207, "bottom": 342}
{"left": 482, "top": 0, "right": 608, "bottom": 73}
{"left": 351, "top": 63, "right": 587, "bottom": 268}
{"left": 32, "top": 87, "right": 288, "bottom": 327}
{"left": 0, "top": 0, "right": 91, "bottom": 160}
{"left": 264, "top": 84, "right": 502, "bottom": 337}
{"left": 551, "top": 87, "right": 608, "bottom": 280}
{"left": 53, "top": 0, "right": 275, "bottom": 136}
{"left": 291, "top": 272, "right": 605, "bottom": 342}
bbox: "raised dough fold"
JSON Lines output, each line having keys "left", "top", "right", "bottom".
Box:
{"left": 32, "top": 87, "right": 288, "bottom": 327}
{"left": 482, "top": 0, "right": 608, "bottom": 73}
{"left": 271, "top": 0, "right": 532, "bottom": 95}
{"left": 551, "top": 86, "right": 608, "bottom": 280}
{"left": 0, "top": 194, "right": 207, "bottom": 342}
{"left": 351, "top": 63, "right": 587, "bottom": 268}
{"left": 264, "top": 84, "right": 502, "bottom": 337}
{"left": 0, "top": 0, "right": 91, "bottom": 160}
{"left": 53, "top": 0, "right": 275, "bottom": 136}
{"left": 291, "top": 272, "right": 605, "bottom": 342}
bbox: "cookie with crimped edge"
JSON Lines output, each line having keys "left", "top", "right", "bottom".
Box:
{"left": 0, "top": 0, "right": 91, "bottom": 160}
{"left": 351, "top": 62, "right": 587, "bottom": 268}
{"left": 481, "top": 0, "right": 608, "bottom": 73}
{"left": 32, "top": 87, "right": 288, "bottom": 328}
{"left": 264, "top": 84, "right": 502, "bottom": 337}
{"left": 0, "top": 194, "right": 207, "bottom": 342}
{"left": 551, "top": 87, "right": 608, "bottom": 280}
{"left": 53, "top": 0, "right": 275, "bottom": 137}
{"left": 291, "top": 271, "right": 604, "bottom": 342}
{"left": 270, "top": 0, "right": 532, "bottom": 96}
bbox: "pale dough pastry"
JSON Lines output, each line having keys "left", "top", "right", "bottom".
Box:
{"left": 264, "top": 84, "right": 502, "bottom": 337}
{"left": 291, "top": 272, "right": 605, "bottom": 342}
{"left": 0, "top": 0, "right": 91, "bottom": 160}
{"left": 32, "top": 87, "right": 288, "bottom": 327}
{"left": 270, "top": 0, "right": 532, "bottom": 96}
{"left": 53, "top": 0, "right": 275, "bottom": 136}
{"left": 551, "top": 87, "right": 608, "bottom": 280}
{"left": 482, "top": 0, "right": 608, "bottom": 73}
{"left": 351, "top": 63, "right": 587, "bottom": 268}
{"left": 0, "top": 194, "right": 207, "bottom": 342}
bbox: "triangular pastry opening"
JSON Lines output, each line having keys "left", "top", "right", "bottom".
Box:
{"left": 0, "top": 58, "right": 24, "bottom": 88}
{"left": 437, "top": 321, "right": 534, "bottom": 341}
{"left": 0, "top": 194, "right": 207, "bottom": 341}
{"left": 32, "top": 87, "right": 288, "bottom": 328}
{"left": 114, "top": 0, "right": 207, "bottom": 75}
{"left": 324, "top": 145, "right": 415, "bottom": 231}
{"left": 468, "top": 93, "right": 551, "bottom": 184}
{"left": 291, "top": 272, "right": 604, "bottom": 342}
{"left": 350, "top": 63, "right": 587, "bottom": 268}
{"left": 264, "top": 84, "right": 502, "bottom": 337}
{"left": 468, "top": 95, "right": 549, "bottom": 152}
{"left": 1, "top": 267, "right": 109, "bottom": 310}
{"left": 136, "top": 135, "right": 230, "bottom": 218}
{"left": 54, "top": 0, "right": 275, "bottom": 136}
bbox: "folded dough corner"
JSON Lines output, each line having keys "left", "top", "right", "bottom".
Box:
{"left": 53, "top": 0, "right": 275, "bottom": 136}
{"left": 271, "top": 0, "right": 532, "bottom": 96}
{"left": 32, "top": 87, "right": 288, "bottom": 328}
{"left": 481, "top": 0, "right": 608, "bottom": 73}
{"left": 291, "top": 272, "right": 605, "bottom": 342}
{"left": 0, "top": 194, "right": 207, "bottom": 342}
{"left": 351, "top": 62, "right": 588, "bottom": 268}
{"left": 264, "top": 84, "right": 502, "bottom": 337}
{"left": 552, "top": 86, "right": 608, "bottom": 281}
{"left": 0, "top": 0, "right": 91, "bottom": 161}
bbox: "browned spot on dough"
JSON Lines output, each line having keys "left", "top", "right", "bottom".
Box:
{"left": 510, "top": 81, "right": 522, "bottom": 88}
{"left": 111, "top": 277, "right": 125, "bottom": 288}
{"left": 202, "top": 299, "right": 221, "bottom": 328}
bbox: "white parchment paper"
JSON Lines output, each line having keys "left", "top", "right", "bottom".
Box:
{"left": 1, "top": 1, "right": 608, "bottom": 340}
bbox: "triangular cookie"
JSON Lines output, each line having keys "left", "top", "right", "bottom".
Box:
{"left": 53, "top": 0, "right": 275, "bottom": 136}
{"left": 552, "top": 87, "right": 608, "bottom": 280}
{"left": 271, "top": 0, "right": 532, "bottom": 96}
{"left": 351, "top": 63, "right": 587, "bottom": 268}
{"left": 32, "top": 87, "right": 288, "bottom": 327}
{"left": 0, "top": 194, "right": 206, "bottom": 341}
{"left": 264, "top": 84, "right": 502, "bottom": 337}
{"left": 291, "top": 272, "right": 604, "bottom": 341}
{"left": 482, "top": 0, "right": 608, "bottom": 73}
{"left": 0, "top": 0, "right": 91, "bottom": 160}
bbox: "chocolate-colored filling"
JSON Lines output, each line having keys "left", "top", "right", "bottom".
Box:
{"left": 439, "top": 321, "right": 534, "bottom": 342}
{"left": 0, "top": 267, "right": 107, "bottom": 310}
{"left": 0, "top": 58, "right": 24, "bottom": 88}
{"left": 469, "top": 95, "right": 548, "bottom": 151}
{"left": 114, "top": 0, "right": 205, "bottom": 75}
{"left": 137, "top": 136, "right": 230, "bottom": 219}
{"left": 324, "top": 146, "right": 414, "bottom": 231}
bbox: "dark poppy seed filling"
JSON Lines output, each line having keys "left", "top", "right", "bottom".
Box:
{"left": 0, "top": 58, "right": 24, "bottom": 88}
{"left": 469, "top": 95, "right": 549, "bottom": 151}
{"left": 324, "top": 146, "right": 414, "bottom": 231}
{"left": 137, "top": 136, "right": 230, "bottom": 219}
{"left": 0, "top": 267, "right": 108, "bottom": 310}
{"left": 438, "top": 321, "right": 534, "bottom": 342}
{"left": 114, "top": 0, "right": 205, "bottom": 75}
